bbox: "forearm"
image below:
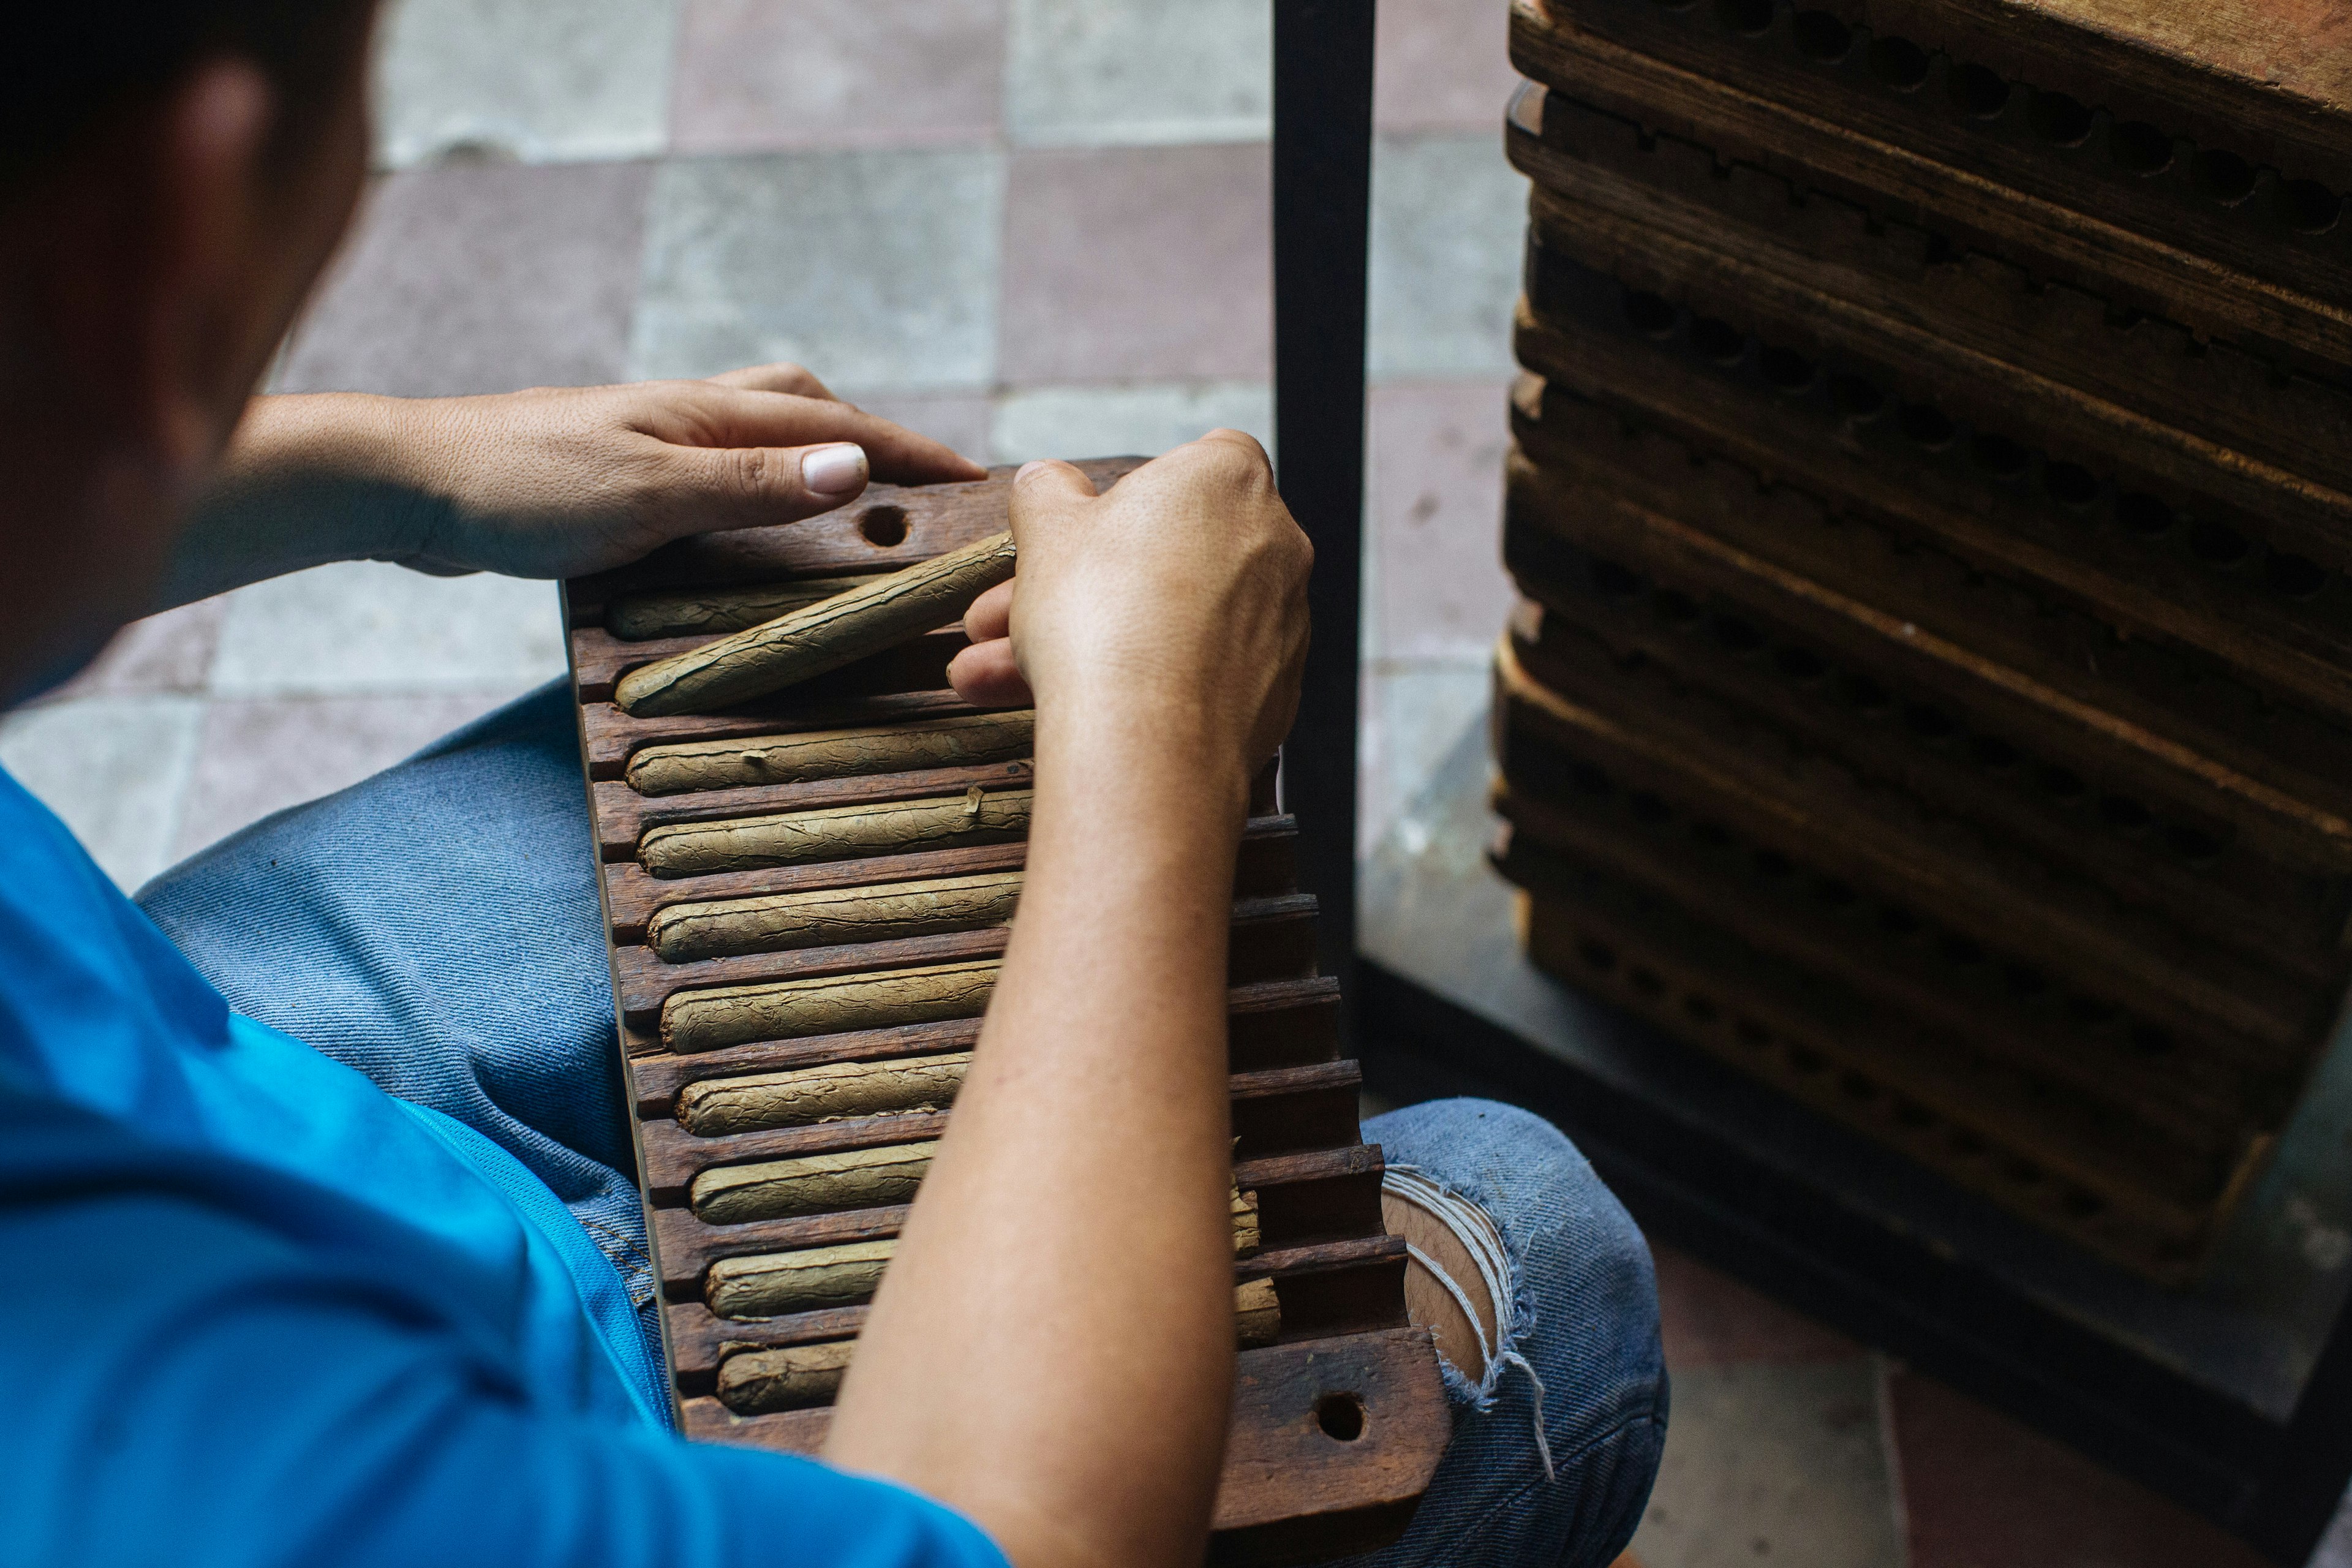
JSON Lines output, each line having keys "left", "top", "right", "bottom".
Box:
{"left": 825, "top": 694, "right": 1249, "bottom": 1568}
{"left": 163, "top": 393, "right": 426, "bottom": 608}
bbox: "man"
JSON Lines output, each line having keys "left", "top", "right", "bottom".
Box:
{"left": 0, "top": 5, "right": 1666, "bottom": 1566}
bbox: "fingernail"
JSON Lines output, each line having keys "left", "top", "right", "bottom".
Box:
{"left": 802, "top": 443, "right": 868, "bottom": 495}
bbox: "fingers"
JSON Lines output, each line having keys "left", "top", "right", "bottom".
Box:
{"left": 963, "top": 578, "right": 1014, "bottom": 643}
{"left": 658, "top": 383, "right": 989, "bottom": 486}
{"left": 1012, "top": 458, "right": 1102, "bottom": 503}
{"left": 704, "top": 363, "right": 839, "bottom": 400}
{"left": 946, "top": 638, "right": 1033, "bottom": 709}
{"left": 649, "top": 439, "right": 879, "bottom": 530}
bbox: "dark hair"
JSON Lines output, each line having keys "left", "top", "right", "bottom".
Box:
{"left": 3, "top": 2, "right": 377, "bottom": 200}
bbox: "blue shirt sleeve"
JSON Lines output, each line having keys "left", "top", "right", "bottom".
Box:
{"left": 1, "top": 1109, "right": 1008, "bottom": 1568}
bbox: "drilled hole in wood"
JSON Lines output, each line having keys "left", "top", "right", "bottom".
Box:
{"left": 2192, "top": 148, "right": 2255, "bottom": 204}
{"left": 1790, "top": 9, "right": 1852, "bottom": 60}
{"left": 2276, "top": 178, "right": 2342, "bottom": 235}
{"left": 1947, "top": 62, "right": 2009, "bottom": 118}
{"left": 2108, "top": 120, "right": 2171, "bottom": 175}
{"left": 1866, "top": 35, "right": 1928, "bottom": 88}
{"left": 1689, "top": 315, "right": 1746, "bottom": 363}
{"left": 2027, "top": 89, "right": 2093, "bottom": 146}
{"left": 1622, "top": 288, "right": 1677, "bottom": 336}
{"left": 1315, "top": 1393, "right": 1366, "bottom": 1442}
{"left": 2265, "top": 550, "right": 2328, "bottom": 599}
{"left": 1827, "top": 373, "right": 1885, "bottom": 420}
{"left": 858, "top": 505, "right": 910, "bottom": 547}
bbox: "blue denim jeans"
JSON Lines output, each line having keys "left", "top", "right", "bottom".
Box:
{"left": 137, "top": 681, "right": 1666, "bottom": 1567}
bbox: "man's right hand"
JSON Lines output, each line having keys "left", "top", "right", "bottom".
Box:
{"left": 945, "top": 432, "right": 1313, "bottom": 806}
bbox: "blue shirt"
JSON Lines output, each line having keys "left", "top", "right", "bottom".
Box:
{"left": 0, "top": 768, "right": 1005, "bottom": 1568}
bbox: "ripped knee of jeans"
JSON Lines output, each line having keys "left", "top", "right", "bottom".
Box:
{"left": 1382, "top": 1164, "right": 1556, "bottom": 1481}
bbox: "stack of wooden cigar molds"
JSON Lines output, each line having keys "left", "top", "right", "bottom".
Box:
{"left": 1493, "top": 0, "right": 2352, "bottom": 1281}
{"left": 564, "top": 464, "right": 1449, "bottom": 1564}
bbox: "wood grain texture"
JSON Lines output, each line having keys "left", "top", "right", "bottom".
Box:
{"left": 1506, "top": 4, "right": 2352, "bottom": 376}
{"left": 1520, "top": 0, "right": 2352, "bottom": 321}
{"left": 616, "top": 533, "right": 1016, "bottom": 716}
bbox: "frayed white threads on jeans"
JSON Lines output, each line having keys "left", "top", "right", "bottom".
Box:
{"left": 1384, "top": 1166, "right": 1555, "bottom": 1482}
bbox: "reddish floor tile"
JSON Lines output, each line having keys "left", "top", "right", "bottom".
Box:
{"left": 1367, "top": 379, "right": 1513, "bottom": 662}
{"left": 1890, "top": 1370, "right": 2271, "bottom": 1568}
{"left": 277, "top": 160, "right": 651, "bottom": 398}
{"left": 39, "top": 600, "right": 225, "bottom": 704}
{"left": 1375, "top": 0, "right": 1526, "bottom": 134}
{"left": 170, "top": 693, "right": 529, "bottom": 861}
{"left": 671, "top": 0, "right": 1006, "bottom": 154}
{"left": 999, "top": 144, "right": 1270, "bottom": 383}
{"left": 1654, "top": 1242, "right": 1861, "bottom": 1370}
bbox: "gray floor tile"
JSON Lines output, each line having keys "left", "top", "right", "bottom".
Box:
{"left": 277, "top": 160, "right": 652, "bottom": 397}
{"left": 671, "top": 0, "right": 1006, "bottom": 154}
{"left": 1366, "top": 379, "right": 1512, "bottom": 663}
{"left": 373, "top": 0, "right": 678, "bottom": 168}
{"left": 209, "top": 563, "right": 567, "bottom": 699}
{"left": 169, "top": 693, "right": 529, "bottom": 862}
{"left": 1368, "top": 134, "right": 1529, "bottom": 379}
{"left": 989, "top": 382, "right": 1272, "bottom": 466}
{"left": 633, "top": 149, "right": 1005, "bottom": 391}
{"left": 1001, "top": 145, "right": 1270, "bottom": 384}
{"left": 853, "top": 393, "right": 997, "bottom": 467}
{"left": 0, "top": 695, "right": 206, "bottom": 891}
{"left": 38, "top": 600, "right": 226, "bottom": 704}
{"left": 1375, "top": 0, "right": 1526, "bottom": 134}
{"left": 1006, "top": 0, "right": 1269, "bottom": 148}
{"left": 1360, "top": 663, "right": 1487, "bottom": 853}
{"left": 1630, "top": 1359, "right": 1905, "bottom": 1568}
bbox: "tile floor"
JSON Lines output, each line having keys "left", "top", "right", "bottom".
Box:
{"left": 7, "top": 1, "right": 2344, "bottom": 1562}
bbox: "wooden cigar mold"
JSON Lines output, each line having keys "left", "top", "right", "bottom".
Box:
{"left": 565, "top": 461, "right": 1450, "bottom": 1563}
{"left": 1493, "top": 0, "right": 2352, "bottom": 1282}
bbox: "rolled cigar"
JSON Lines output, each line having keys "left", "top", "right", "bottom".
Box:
{"left": 640, "top": 788, "right": 1033, "bottom": 878}
{"left": 1232, "top": 1186, "right": 1262, "bottom": 1257}
{"left": 678, "top": 1052, "right": 971, "bottom": 1137}
{"left": 649, "top": 871, "right": 1024, "bottom": 963}
{"left": 1235, "top": 1278, "right": 1282, "bottom": 1349}
{"left": 609, "top": 576, "right": 878, "bottom": 641}
{"left": 717, "top": 1340, "right": 855, "bottom": 1414}
{"left": 719, "top": 1278, "right": 1284, "bottom": 1413}
{"left": 709, "top": 1237, "right": 896, "bottom": 1317}
{"left": 626, "top": 711, "right": 1034, "bottom": 797}
{"left": 663, "top": 959, "right": 1000, "bottom": 1054}
{"left": 615, "top": 532, "right": 1017, "bottom": 717}
{"left": 692, "top": 1141, "right": 938, "bottom": 1224}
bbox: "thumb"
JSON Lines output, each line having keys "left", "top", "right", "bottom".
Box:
{"left": 1008, "top": 459, "right": 1099, "bottom": 543}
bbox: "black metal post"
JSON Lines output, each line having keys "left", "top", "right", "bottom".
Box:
{"left": 1272, "top": 0, "right": 1378, "bottom": 1022}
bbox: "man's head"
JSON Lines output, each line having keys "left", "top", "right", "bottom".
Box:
{"left": 1, "top": 3, "right": 378, "bottom": 701}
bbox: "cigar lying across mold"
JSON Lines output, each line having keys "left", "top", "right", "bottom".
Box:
{"left": 715, "top": 1278, "right": 1284, "bottom": 1414}
{"left": 614, "top": 532, "right": 1016, "bottom": 716}
{"left": 625, "top": 711, "right": 1034, "bottom": 797}
{"left": 649, "top": 870, "right": 1023, "bottom": 963}
{"left": 608, "top": 576, "right": 881, "bottom": 641}
{"left": 639, "top": 788, "right": 1033, "bottom": 878}
{"left": 663, "top": 959, "right": 1001, "bottom": 1054}
{"left": 677, "top": 1052, "right": 972, "bottom": 1137}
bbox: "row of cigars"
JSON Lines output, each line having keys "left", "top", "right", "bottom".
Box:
{"left": 1492, "top": 0, "right": 2352, "bottom": 1281}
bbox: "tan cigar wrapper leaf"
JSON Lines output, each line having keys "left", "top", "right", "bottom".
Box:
{"left": 608, "top": 576, "right": 879, "bottom": 641}
{"left": 692, "top": 1141, "right": 940, "bottom": 1224}
{"left": 662, "top": 959, "right": 1001, "bottom": 1054}
{"left": 649, "top": 870, "right": 1023, "bottom": 963}
{"left": 640, "top": 788, "right": 1033, "bottom": 878}
{"left": 678, "top": 1052, "right": 973, "bottom": 1137}
{"left": 716, "top": 1280, "right": 1284, "bottom": 1412}
{"left": 615, "top": 532, "right": 1016, "bottom": 716}
{"left": 625, "top": 711, "right": 1034, "bottom": 797}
